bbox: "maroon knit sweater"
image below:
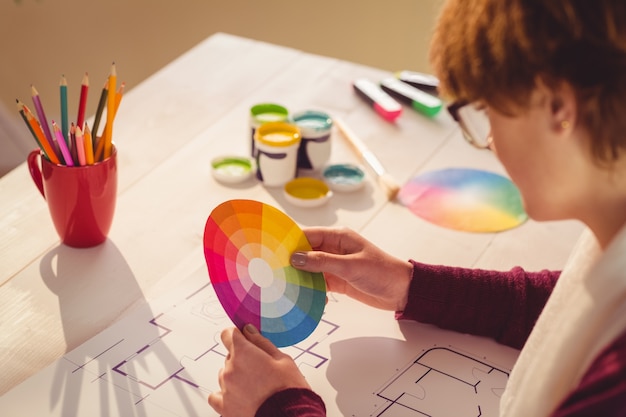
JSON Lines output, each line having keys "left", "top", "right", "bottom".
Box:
{"left": 255, "top": 261, "right": 626, "bottom": 417}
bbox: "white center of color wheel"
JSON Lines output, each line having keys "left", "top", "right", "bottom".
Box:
{"left": 248, "top": 258, "right": 274, "bottom": 288}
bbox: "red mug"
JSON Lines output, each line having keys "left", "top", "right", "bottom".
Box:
{"left": 27, "top": 147, "right": 118, "bottom": 248}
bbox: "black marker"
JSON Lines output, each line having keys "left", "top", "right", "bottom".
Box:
{"left": 395, "top": 70, "right": 440, "bottom": 96}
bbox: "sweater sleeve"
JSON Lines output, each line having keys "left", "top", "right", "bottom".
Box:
{"left": 396, "top": 260, "right": 561, "bottom": 349}
{"left": 255, "top": 388, "right": 326, "bottom": 417}
{"left": 551, "top": 330, "right": 626, "bottom": 416}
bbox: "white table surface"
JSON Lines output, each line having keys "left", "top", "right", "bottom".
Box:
{"left": 0, "top": 33, "right": 583, "bottom": 415}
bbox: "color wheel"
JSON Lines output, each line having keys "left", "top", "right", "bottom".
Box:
{"left": 398, "top": 168, "right": 528, "bottom": 232}
{"left": 203, "top": 199, "right": 326, "bottom": 347}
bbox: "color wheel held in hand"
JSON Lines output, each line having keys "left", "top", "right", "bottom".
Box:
{"left": 203, "top": 199, "right": 326, "bottom": 347}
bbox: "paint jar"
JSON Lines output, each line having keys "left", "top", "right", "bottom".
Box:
{"left": 254, "top": 122, "right": 301, "bottom": 187}
{"left": 284, "top": 177, "right": 332, "bottom": 208}
{"left": 250, "top": 103, "right": 289, "bottom": 156}
{"left": 291, "top": 110, "right": 333, "bottom": 172}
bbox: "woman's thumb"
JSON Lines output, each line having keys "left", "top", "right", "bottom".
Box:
{"left": 242, "top": 324, "right": 281, "bottom": 356}
{"left": 291, "top": 250, "right": 332, "bottom": 273}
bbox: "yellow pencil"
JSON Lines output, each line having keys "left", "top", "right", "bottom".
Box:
{"left": 103, "top": 62, "right": 116, "bottom": 160}
{"left": 74, "top": 125, "right": 87, "bottom": 166}
{"left": 115, "top": 82, "right": 125, "bottom": 107}
{"left": 84, "top": 123, "right": 95, "bottom": 165}
{"left": 95, "top": 81, "right": 124, "bottom": 161}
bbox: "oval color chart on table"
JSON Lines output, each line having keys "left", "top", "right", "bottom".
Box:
{"left": 203, "top": 199, "right": 326, "bottom": 347}
{"left": 398, "top": 168, "right": 528, "bottom": 233}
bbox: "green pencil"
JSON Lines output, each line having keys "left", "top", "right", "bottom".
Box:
{"left": 60, "top": 75, "right": 69, "bottom": 146}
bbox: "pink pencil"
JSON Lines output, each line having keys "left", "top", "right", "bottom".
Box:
{"left": 74, "top": 125, "right": 86, "bottom": 166}
{"left": 52, "top": 120, "right": 74, "bottom": 166}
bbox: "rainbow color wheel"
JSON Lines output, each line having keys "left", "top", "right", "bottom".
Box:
{"left": 398, "top": 168, "right": 527, "bottom": 232}
{"left": 203, "top": 199, "right": 326, "bottom": 347}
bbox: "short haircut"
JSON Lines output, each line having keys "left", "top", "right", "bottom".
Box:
{"left": 430, "top": 0, "right": 626, "bottom": 163}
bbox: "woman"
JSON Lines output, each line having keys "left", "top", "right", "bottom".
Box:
{"left": 208, "top": 0, "right": 626, "bottom": 415}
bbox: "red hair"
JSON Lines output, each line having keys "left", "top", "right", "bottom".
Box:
{"left": 430, "top": 0, "right": 626, "bottom": 162}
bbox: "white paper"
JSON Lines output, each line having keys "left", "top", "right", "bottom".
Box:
{"left": 1, "top": 263, "right": 518, "bottom": 416}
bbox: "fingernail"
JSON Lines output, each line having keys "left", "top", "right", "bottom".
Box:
{"left": 244, "top": 323, "right": 259, "bottom": 334}
{"left": 290, "top": 251, "right": 307, "bottom": 267}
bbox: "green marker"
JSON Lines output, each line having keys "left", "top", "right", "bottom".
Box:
{"left": 380, "top": 77, "right": 443, "bottom": 117}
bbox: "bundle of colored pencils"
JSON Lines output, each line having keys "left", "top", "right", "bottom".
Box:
{"left": 16, "top": 63, "right": 123, "bottom": 166}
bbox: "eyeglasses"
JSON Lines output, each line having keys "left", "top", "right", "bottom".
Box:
{"left": 447, "top": 101, "right": 493, "bottom": 149}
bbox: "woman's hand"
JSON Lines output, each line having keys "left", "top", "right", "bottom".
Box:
{"left": 208, "top": 324, "right": 311, "bottom": 417}
{"left": 290, "top": 227, "right": 413, "bottom": 311}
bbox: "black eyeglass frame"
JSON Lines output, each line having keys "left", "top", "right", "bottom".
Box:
{"left": 447, "top": 101, "right": 493, "bottom": 149}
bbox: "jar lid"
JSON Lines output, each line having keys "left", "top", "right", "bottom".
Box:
{"left": 291, "top": 110, "right": 333, "bottom": 136}
{"left": 250, "top": 103, "right": 289, "bottom": 124}
{"left": 255, "top": 122, "right": 301, "bottom": 147}
{"left": 211, "top": 155, "right": 255, "bottom": 184}
{"left": 284, "top": 177, "right": 332, "bottom": 207}
{"left": 322, "top": 163, "right": 366, "bottom": 192}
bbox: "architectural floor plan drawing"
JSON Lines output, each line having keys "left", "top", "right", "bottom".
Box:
{"left": 1, "top": 262, "right": 518, "bottom": 417}
{"left": 81, "top": 283, "right": 336, "bottom": 399}
{"left": 59, "top": 265, "right": 338, "bottom": 417}
{"left": 372, "top": 347, "right": 509, "bottom": 417}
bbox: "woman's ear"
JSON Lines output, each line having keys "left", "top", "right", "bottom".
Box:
{"left": 537, "top": 78, "right": 578, "bottom": 133}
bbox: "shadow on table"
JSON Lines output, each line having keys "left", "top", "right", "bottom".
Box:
{"left": 38, "top": 239, "right": 200, "bottom": 416}
{"left": 325, "top": 320, "right": 513, "bottom": 417}
{"left": 325, "top": 331, "right": 423, "bottom": 416}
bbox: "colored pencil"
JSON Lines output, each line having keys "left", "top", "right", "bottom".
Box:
{"left": 103, "top": 63, "right": 116, "bottom": 159}
{"left": 19, "top": 101, "right": 61, "bottom": 164}
{"left": 116, "top": 82, "right": 125, "bottom": 103}
{"left": 76, "top": 72, "right": 89, "bottom": 131}
{"left": 52, "top": 120, "right": 74, "bottom": 166}
{"left": 95, "top": 81, "right": 124, "bottom": 161}
{"left": 19, "top": 65, "right": 122, "bottom": 166}
{"left": 75, "top": 125, "right": 86, "bottom": 166}
{"left": 60, "top": 75, "right": 69, "bottom": 146}
{"left": 16, "top": 99, "right": 50, "bottom": 161}
{"left": 91, "top": 80, "right": 108, "bottom": 139}
{"left": 83, "top": 123, "right": 94, "bottom": 165}
{"left": 70, "top": 123, "right": 79, "bottom": 164}
{"left": 30, "top": 85, "right": 54, "bottom": 144}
